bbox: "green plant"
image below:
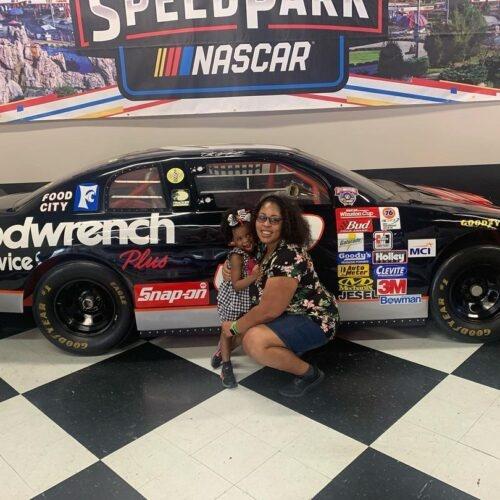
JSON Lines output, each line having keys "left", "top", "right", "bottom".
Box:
{"left": 378, "top": 42, "right": 405, "bottom": 78}
{"left": 405, "top": 57, "right": 430, "bottom": 77}
{"left": 54, "top": 85, "right": 78, "bottom": 97}
{"left": 440, "top": 63, "right": 488, "bottom": 84}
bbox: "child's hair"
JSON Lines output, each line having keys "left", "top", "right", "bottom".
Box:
{"left": 220, "top": 208, "right": 252, "bottom": 244}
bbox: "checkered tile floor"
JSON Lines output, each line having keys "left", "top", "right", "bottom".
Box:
{"left": 1, "top": 313, "right": 499, "bottom": 500}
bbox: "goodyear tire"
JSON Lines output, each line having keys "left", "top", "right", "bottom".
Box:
{"left": 430, "top": 245, "right": 500, "bottom": 342}
{"left": 33, "top": 261, "right": 133, "bottom": 355}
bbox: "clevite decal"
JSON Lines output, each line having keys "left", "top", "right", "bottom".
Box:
{"left": 0, "top": 213, "right": 175, "bottom": 250}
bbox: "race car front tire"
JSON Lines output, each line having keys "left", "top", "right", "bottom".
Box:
{"left": 33, "top": 261, "right": 133, "bottom": 355}
{"left": 430, "top": 245, "right": 500, "bottom": 342}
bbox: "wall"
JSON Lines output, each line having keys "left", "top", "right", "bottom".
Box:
{"left": 0, "top": 101, "right": 499, "bottom": 199}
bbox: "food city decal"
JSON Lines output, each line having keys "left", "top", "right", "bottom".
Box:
{"left": 72, "top": 0, "right": 385, "bottom": 100}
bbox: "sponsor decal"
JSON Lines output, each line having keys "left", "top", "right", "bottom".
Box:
{"left": 120, "top": 248, "right": 169, "bottom": 271}
{"left": 338, "top": 277, "right": 373, "bottom": 292}
{"left": 40, "top": 191, "right": 73, "bottom": 213}
{"left": 336, "top": 207, "right": 379, "bottom": 219}
{"left": 372, "top": 250, "right": 407, "bottom": 264}
{"left": 0, "top": 213, "right": 175, "bottom": 250}
{"left": 373, "top": 265, "right": 407, "bottom": 279}
{"left": 337, "top": 290, "right": 378, "bottom": 301}
{"left": 74, "top": 183, "right": 99, "bottom": 212}
{"left": 166, "top": 168, "right": 185, "bottom": 184}
{"left": 337, "top": 218, "right": 373, "bottom": 234}
{"left": 172, "top": 189, "right": 190, "bottom": 207}
{"left": 135, "top": 281, "right": 209, "bottom": 309}
{"left": 377, "top": 278, "right": 407, "bottom": 296}
{"left": 379, "top": 207, "right": 401, "bottom": 230}
{"left": 338, "top": 264, "right": 369, "bottom": 278}
{"left": 337, "top": 251, "right": 371, "bottom": 264}
{"left": 338, "top": 233, "right": 364, "bottom": 252}
{"left": 373, "top": 231, "right": 393, "bottom": 250}
{"left": 460, "top": 218, "right": 499, "bottom": 229}
{"left": 380, "top": 294, "right": 422, "bottom": 305}
{"left": 334, "top": 187, "right": 359, "bottom": 207}
{"left": 72, "top": 1, "right": 385, "bottom": 100}
{"left": 0, "top": 253, "right": 35, "bottom": 272}
{"left": 408, "top": 239, "right": 436, "bottom": 258}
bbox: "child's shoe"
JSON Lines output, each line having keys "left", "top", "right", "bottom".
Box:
{"left": 211, "top": 345, "right": 222, "bottom": 369}
{"left": 221, "top": 361, "right": 237, "bottom": 388}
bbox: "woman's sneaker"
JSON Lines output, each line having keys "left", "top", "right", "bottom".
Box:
{"left": 278, "top": 366, "right": 324, "bottom": 398}
{"left": 211, "top": 347, "right": 222, "bottom": 369}
{"left": 221, "top": 362, "right": 237, "bottom": 389}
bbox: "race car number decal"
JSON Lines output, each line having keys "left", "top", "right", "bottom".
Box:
{"left": 134, "top": 281, "right": 209, "bottom": 309}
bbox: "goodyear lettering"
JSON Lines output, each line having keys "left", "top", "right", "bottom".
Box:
{"left": 438, "top": 298, "right": 491, "bottom": 337}
{"left": 460, "top": 218, "right": 500, "bottom": 229}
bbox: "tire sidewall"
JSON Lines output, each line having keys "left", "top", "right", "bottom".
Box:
{"left": 431, "top": 245, "right": 500, "bottom": 342}
{"left": 34, "top": 261, "right": 132, "bottom": 355}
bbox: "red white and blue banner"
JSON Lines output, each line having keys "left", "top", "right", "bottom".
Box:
{"left": 0, "top": 0, "right": 498, "bottom": 122}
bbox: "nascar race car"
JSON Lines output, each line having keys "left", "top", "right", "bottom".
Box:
{"left": 0, "top": 146, "right": 498, "bottom": 354}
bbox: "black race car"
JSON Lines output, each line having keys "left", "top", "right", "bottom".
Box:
{"left": 0, "top": 146, "right": 498, "bottom": 354}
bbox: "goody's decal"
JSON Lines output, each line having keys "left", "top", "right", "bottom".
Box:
{"left": 337, "top": 251, "right": 371, "bottom": 264}
{"left": 70, "top": 0, "right": 387, "bottom": 100}
{"left": 74, "top": 183, "right": 100, "bottom": 212}
{"left": 373, "top": 264, "right": 407, "bottom": 279}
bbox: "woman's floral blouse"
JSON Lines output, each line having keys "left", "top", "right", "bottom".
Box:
{"left": 250, "top": 241, "right": 339, "bottom": 339}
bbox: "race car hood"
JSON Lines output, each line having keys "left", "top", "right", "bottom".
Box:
{"left": 0, "top": 192, "right": 29, "bottom": 212}
{"left": 408, "top": 184, "right": 494, "bottom": 207}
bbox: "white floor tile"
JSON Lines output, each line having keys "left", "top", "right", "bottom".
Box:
{"left": 0, "top": 329, "right": 142, "bottom": 393}
{"left": 372, "top": 419, "right": 456, "bottom": 478}
{"left": 460, "top": 396, "right": 500, "bottom": 459}
{"left": 217, "top": 486, "right": 255, "bottom": 500}
{"left": 282, "top": 421, "right": 367, "bottom": 479}
{"left": 154, "top": 405, "right": 234, "bottom": 454}
{"left": 237, "top": 452, "right": 331, "bottom": 500}
{"left": 0, "top": 456, "right": 33, "bottom": 500}
{"left": 433, "top": 442, "right": 500, "bottom": 499}
{"left": 193, "top": 427, "right": 277, "bottom": 484}
{"left": 341, "top": 325, "right": 482, "bottom": 373}
{"left": 401, "top": 376, "right": 499, "bottom": 440}
{"left": 0, "top": 397, "right": 97, "bottom": 495}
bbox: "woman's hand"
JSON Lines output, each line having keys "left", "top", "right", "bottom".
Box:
{"left": 250, "top": 264, "right": 262, "bottom": 281}
{"left": 222, "top": 321, "right": 233, "bottom": 338}
{"left": 222, "top": 261, "right": 231, "bottom": 281}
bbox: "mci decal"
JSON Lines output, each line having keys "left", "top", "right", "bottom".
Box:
{"left": 70, "top": 0, "right": 387, "bottom": 100}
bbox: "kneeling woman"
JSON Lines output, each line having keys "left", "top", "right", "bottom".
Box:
{"left": 222, "top": 194, "right": 339, "bottom": 397}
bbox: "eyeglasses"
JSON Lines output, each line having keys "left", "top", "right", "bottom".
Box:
{"left": 256, "top": 213, "right": 283, "bottom": 225}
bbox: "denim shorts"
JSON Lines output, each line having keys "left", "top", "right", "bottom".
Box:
{"left": 266, "top": 314, "right": 328, "bottom": 355}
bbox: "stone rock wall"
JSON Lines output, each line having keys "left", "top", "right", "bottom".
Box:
{"left": 0, "top": 26, "right": 117, "bottom": 104}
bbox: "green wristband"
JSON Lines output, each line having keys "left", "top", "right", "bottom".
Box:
{"left": 230, "top": 321, "right": 240, "bottom": 336}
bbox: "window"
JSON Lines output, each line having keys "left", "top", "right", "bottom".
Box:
{"left": 108, "top": 166, "right": 166, "bottom": 210}
{"left": 194, "top": 162, "right": 329, "bottom": 208}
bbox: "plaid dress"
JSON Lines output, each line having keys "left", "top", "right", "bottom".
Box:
{"left": 217, "top": 248, "right": 255, "bottom": 322}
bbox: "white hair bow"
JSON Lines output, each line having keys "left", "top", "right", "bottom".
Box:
{"left": 228, "top": 209, "right": 251, "bottom": 226}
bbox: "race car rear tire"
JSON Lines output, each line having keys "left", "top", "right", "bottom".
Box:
{"left": 430, "top": 245, "right": 500, "bottom": 342}
{"left": 33, "top": 261, "right": 133, "bottom": 355}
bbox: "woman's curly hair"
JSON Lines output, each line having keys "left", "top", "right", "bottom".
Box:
{"left": 253, "top": 194, "right": 311, "bottom": 247}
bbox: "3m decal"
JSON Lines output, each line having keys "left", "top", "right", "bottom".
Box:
{"left": 408, "top": 239, "right": 436, "bottom": 258}
{"left": 372, "top": 250, "right": 407, "bottom": 264}
{"left": 337, "top": 251, "right": 371, "bottom": 264}
{"left": 338, "top": 233, "right": 364, "bottom": 252}
{"left": 40, "top": 191, "right": 73, "bottom": 213}
{"left": 0, "top": 213, "right": 175, "bottom": 250}
{"left": 377, "top": 278, "right": 407, "bottom": 296}
{"left": 380, "top": 294, "right": 421, "bottom": 305}
{"left": 373, "top": 265, "right": 407, "bottom": 279}
{"left": 120, "top": 249, "right": 169, "bottom": 271}
{"left": 0, "top": 253, "right": 34, "bottom": 272}
{"left": 334, "top": 187, "right": 359, "bottom": 207}
{"left": 336, "top": 207, "right": 379, "bottom": 219}
{"left": 74, "top": 183, "right": 99, "bottom": 212}
{"left": 337, "top": 218, "right": 373, "bottom": 234}
{"left": 460, "top": 218, "right": 500, "bottom": 229}
{"left": 172, "top": 189, "right": 190, "bottom": 207}
{"left": 338, "top": 277, "right": 373, "bottom": 292}
{"left": 338, "top": 264, "right": 369, "bottom": 278}
{"left": 166, "top": 168, "right": 185, "bottom": 184}
{"left": 135, "top": 281, "right": 209, "bottom": 309}
{"left": 337, "top": 290, "right": 378, "bottom": 301}
{"left": 373, "top": 231, "right": 393, "bottom": 250}
{"left": 379, "top": 207, "right": 401, "bottom": 230}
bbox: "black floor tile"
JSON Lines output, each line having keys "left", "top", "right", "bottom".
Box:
{"left": 453, "top": 342, "right": 500, "bottom": 390}
{"left": 0, "top": 310, "right": 36, "bottom": 339}
{"left": 314, "top": 448, "right": 476, "bottom": 500}
{"left": 0, "top": 376, "right": 18, "bottom": 403}
{"left": 25, "top": 342, "right": 224, "bottom": 458}
{"left": 241, "top": 338, "right": 446, "bottom": 444}
{"left": 33, "top": 461, "right": 144, "bottom": 500}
